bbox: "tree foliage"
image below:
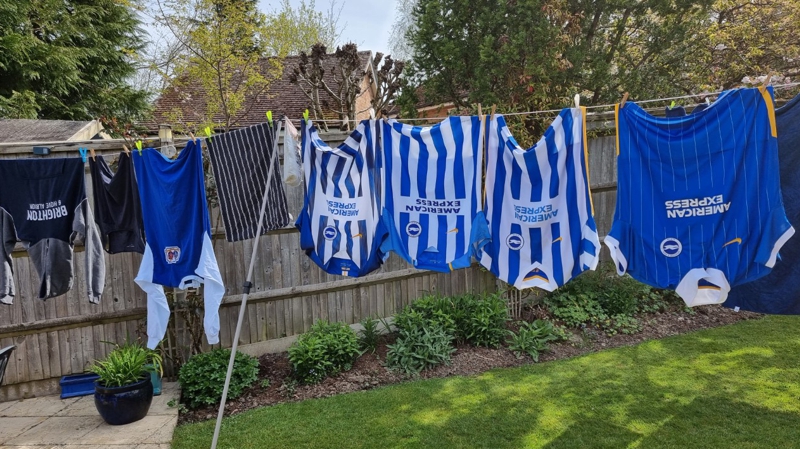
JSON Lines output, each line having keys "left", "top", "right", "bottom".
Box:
{"left": 155, "top": 0, "right": 279, "bottom": 131}
{"left": 264, "top": 0, "right": 343, "bottom": 57}
{"left": 403, "top": 0, "right": 800, "bottom": 131}
{"left": 0, "top": 0, "right": 150, "bottom": 121}
{"left": 690, "top": 0, "right": 800, "bottom": 90}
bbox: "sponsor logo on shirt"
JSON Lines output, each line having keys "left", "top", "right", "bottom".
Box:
{"left": 326, "top": 201, "right": 359, "bottom": 217}
{"left": 506, "top": 233, "right": 524, "bottom": 250}
{"left": 404, "top": 199, "right": 462, "bottom": 214}
{"left": 660, "top": 238, "right": 682, "bottom": 257}
{"left": 514, "top": 204, "right": 558, "bottom": 223}
{"left": 165, "top": 246, "right": 181, "bottom": 264}
{"left": 665, "top": 195, "right": 730, "bottom": 218}
{"left": 26, "top": 200, "right": 68, "bottom": 221}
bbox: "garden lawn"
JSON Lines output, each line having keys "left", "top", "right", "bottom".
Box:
{"left": 173, "top": 315, "right": 800, "bottom": 449}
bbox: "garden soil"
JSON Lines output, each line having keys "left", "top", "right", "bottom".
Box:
{"left": 179, "top": 304, "right": 760, "bottom": 425}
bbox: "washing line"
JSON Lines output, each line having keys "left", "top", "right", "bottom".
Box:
{"left": 291, "top": 82, "right": 800, "bottom": 124}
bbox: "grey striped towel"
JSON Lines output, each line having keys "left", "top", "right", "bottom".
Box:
{"left": 207, "top": 122, "right": 291, "bottom": 242}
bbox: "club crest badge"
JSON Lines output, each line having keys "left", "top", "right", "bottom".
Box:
{"left": 165, "top": 246, "right": 181, "bottom": 264}
{"left": 323, "top": 225, "right": 338, "bottom": 240}
{"left": 406, "top": 221, "right": 422, "bottom": 238}
{"left": 660, "top": 238, "right": 682, "bottom": 257}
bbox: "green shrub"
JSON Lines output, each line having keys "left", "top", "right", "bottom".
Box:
{"left": 178, "top": 348, "right": 259, "bottom": 409}
{"left": 544, "top": 291, "right": 608, "bottom": 328}
{"left": 507, "top": 320, "right": 560, "bottom": 361}
{"left": 542, "top": 264, "right": 680, "bottom": 334}
{"left": 288, "top": 320, "right": 361, "bottom": 384}
{"left": 359, "top": 316, "right": 381, "bottom": 354}
{"left": 394, "top": 295, "right": 457, "bottom": 337}
{"left": 609, "top": 314, "right": 642, "bottom": 335}
{"left": 458, "top": 293, "right": 509, "bottom": 347}
{"left": 395, "top": 293, "right": 509, "bottom": 347}
{"left": 385, "top": 325, "right": 455, "bottom": 375}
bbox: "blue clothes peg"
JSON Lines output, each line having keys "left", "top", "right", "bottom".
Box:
{"left": 78, "top": 147, "right": 88, "bottom": 163}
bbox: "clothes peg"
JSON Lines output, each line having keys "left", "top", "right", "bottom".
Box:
{"left": 90, "top": 148, "right": 96, "bottom": 161}
{"left": 78, "top": 147, "right": 88, "bottom": 163}
{"left": 266, "top": 111, "right": 273, "bottom": 123}
{"left": 123, "top": 144, "right": 130, "bottom": 155}
{"left": 670, "top": 100, "right": 676, "bottom": 109}
{"left": 189, "top": 132, "right": 196, "bottom": 144}
{"left": 490, "top": 104, "right": 497, "bottom": 118}
{"left": 369, "top": 108, "right": 376, "bottom": 119}
{"left": 135, "top": 140, "right": 143, "bottom": 155}
{"left": 477, "top": 103, "right": 483, "bottom": 117}
{"left": 764, "top": 74, "right": 773, "bottom": 86}
{"left": 204, "top": 127, "right": 212, "bottom": 142}
{"left": 574, "top": 94, "right": 580, "bottom": 108}
{"left": 706, "top": 97, "right": 711, "bottom": 105}
{"left": 620, "top": 92, "right": 630, "bottom": 108}
{"left": 303, "top": 109, "right": 309, "bottom": 122}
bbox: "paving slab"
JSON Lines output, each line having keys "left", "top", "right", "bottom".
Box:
{"left": 76, "top": 415, "right": 174, "bottom": 446}
{"left": 0, "top": 397, "right": 78, "bottom": 418}
{"left": 52, "top": 396, "right": 97, "bottom": 417}
{"left": 140, "top": 416, "right": 178, "bottom": 444}
{"left": 0, "top": 417, "right": 48, "bottom": 445}
{"left": 0, "top": 400, "right": 17, "bottom": 414}
{"left": 3, "top": 416, "right": 101, "bottom": 446}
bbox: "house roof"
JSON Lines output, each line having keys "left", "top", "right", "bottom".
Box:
{"left": 144, "top": 51, "right": 374, "bottom": 132}
{"left": 0, "top": 119, "right": 105, "bottom": 143}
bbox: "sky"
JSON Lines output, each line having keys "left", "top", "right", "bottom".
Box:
{"left": 258, "top": 0, "right": 398, "bottom": 54}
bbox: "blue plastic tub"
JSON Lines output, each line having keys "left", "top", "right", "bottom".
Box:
{"left": 59, "top": 373, "right": 100, "bottom": 399}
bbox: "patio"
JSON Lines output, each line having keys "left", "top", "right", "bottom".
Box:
{"left": 0, "top": 382, "right": 180, "bottom": 449}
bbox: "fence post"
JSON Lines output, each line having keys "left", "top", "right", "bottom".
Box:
{"left": 158, "top": 124, "right": 176, "bottom": 158}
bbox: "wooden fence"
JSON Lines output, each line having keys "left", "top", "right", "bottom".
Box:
{"left": 0, "top": 126, "right": 619, "bottom": 401}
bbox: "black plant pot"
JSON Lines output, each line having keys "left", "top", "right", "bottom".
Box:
{"left": 94, "top": 376, "right": 154, "bottom": 425}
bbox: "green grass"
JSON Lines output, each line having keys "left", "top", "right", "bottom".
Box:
{"left": 173, "top": 316, "right": 800, "bottom": 448}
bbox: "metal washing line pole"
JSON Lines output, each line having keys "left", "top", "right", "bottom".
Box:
{"left": 210, "top": 119, "right": 284, "bottom": 449}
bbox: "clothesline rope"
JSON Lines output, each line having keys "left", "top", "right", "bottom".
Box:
{"left": 291, "top": 82, "right": 800, "bottom": 124}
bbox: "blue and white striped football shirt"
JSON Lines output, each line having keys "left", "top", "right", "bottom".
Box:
{"left": 607, "top": 87, "right": 794, "bottom": 306}
{"left": 479, "top": 109, "right": 600, "bottom": 290}
{"left": 296, "top": 120, "right": 387, "bottom": 277}
{"left": 380, "top": 117, "right": 489, "bottom": 272}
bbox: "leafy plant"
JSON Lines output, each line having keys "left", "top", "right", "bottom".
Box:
{"left": 88, "top": 341, "right": 163, "bottom": 388}
{"left": 359, "top": 316, "right": 381, "bottom": 354}
{"left": 288, "top": 320, "right": 361, "bottom": 384}
{"left": 507, "top": 320, "right": 560, "bottom": 362}
{"left": 543, "top": 264, "right": 681, "bottom": 335}
{"left": 458, "top": 293, "right": 509, "bottom": 347}
{"left": 544, "top": 291, "right": 608, "bottom": 328}
{"left": 178, "top": 348, "right": 259, "bottom": 409}
{"left": 385, "top": 325, "right": 455, "bottom": 375}
{"left": 279, "top": 379, "right": 298, "bottom": 398}
{"left": 607, "top": 315, "right": 643, "bottom": 336}
{"left": 395, "top": 293, "right": 509, "bottom": 347}
{"left": 394, "top": 295, "right": 457, "bottom": 338}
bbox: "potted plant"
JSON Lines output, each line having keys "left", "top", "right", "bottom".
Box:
{"left": 88, "top": 341, "right": 163, "bottom": 425}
